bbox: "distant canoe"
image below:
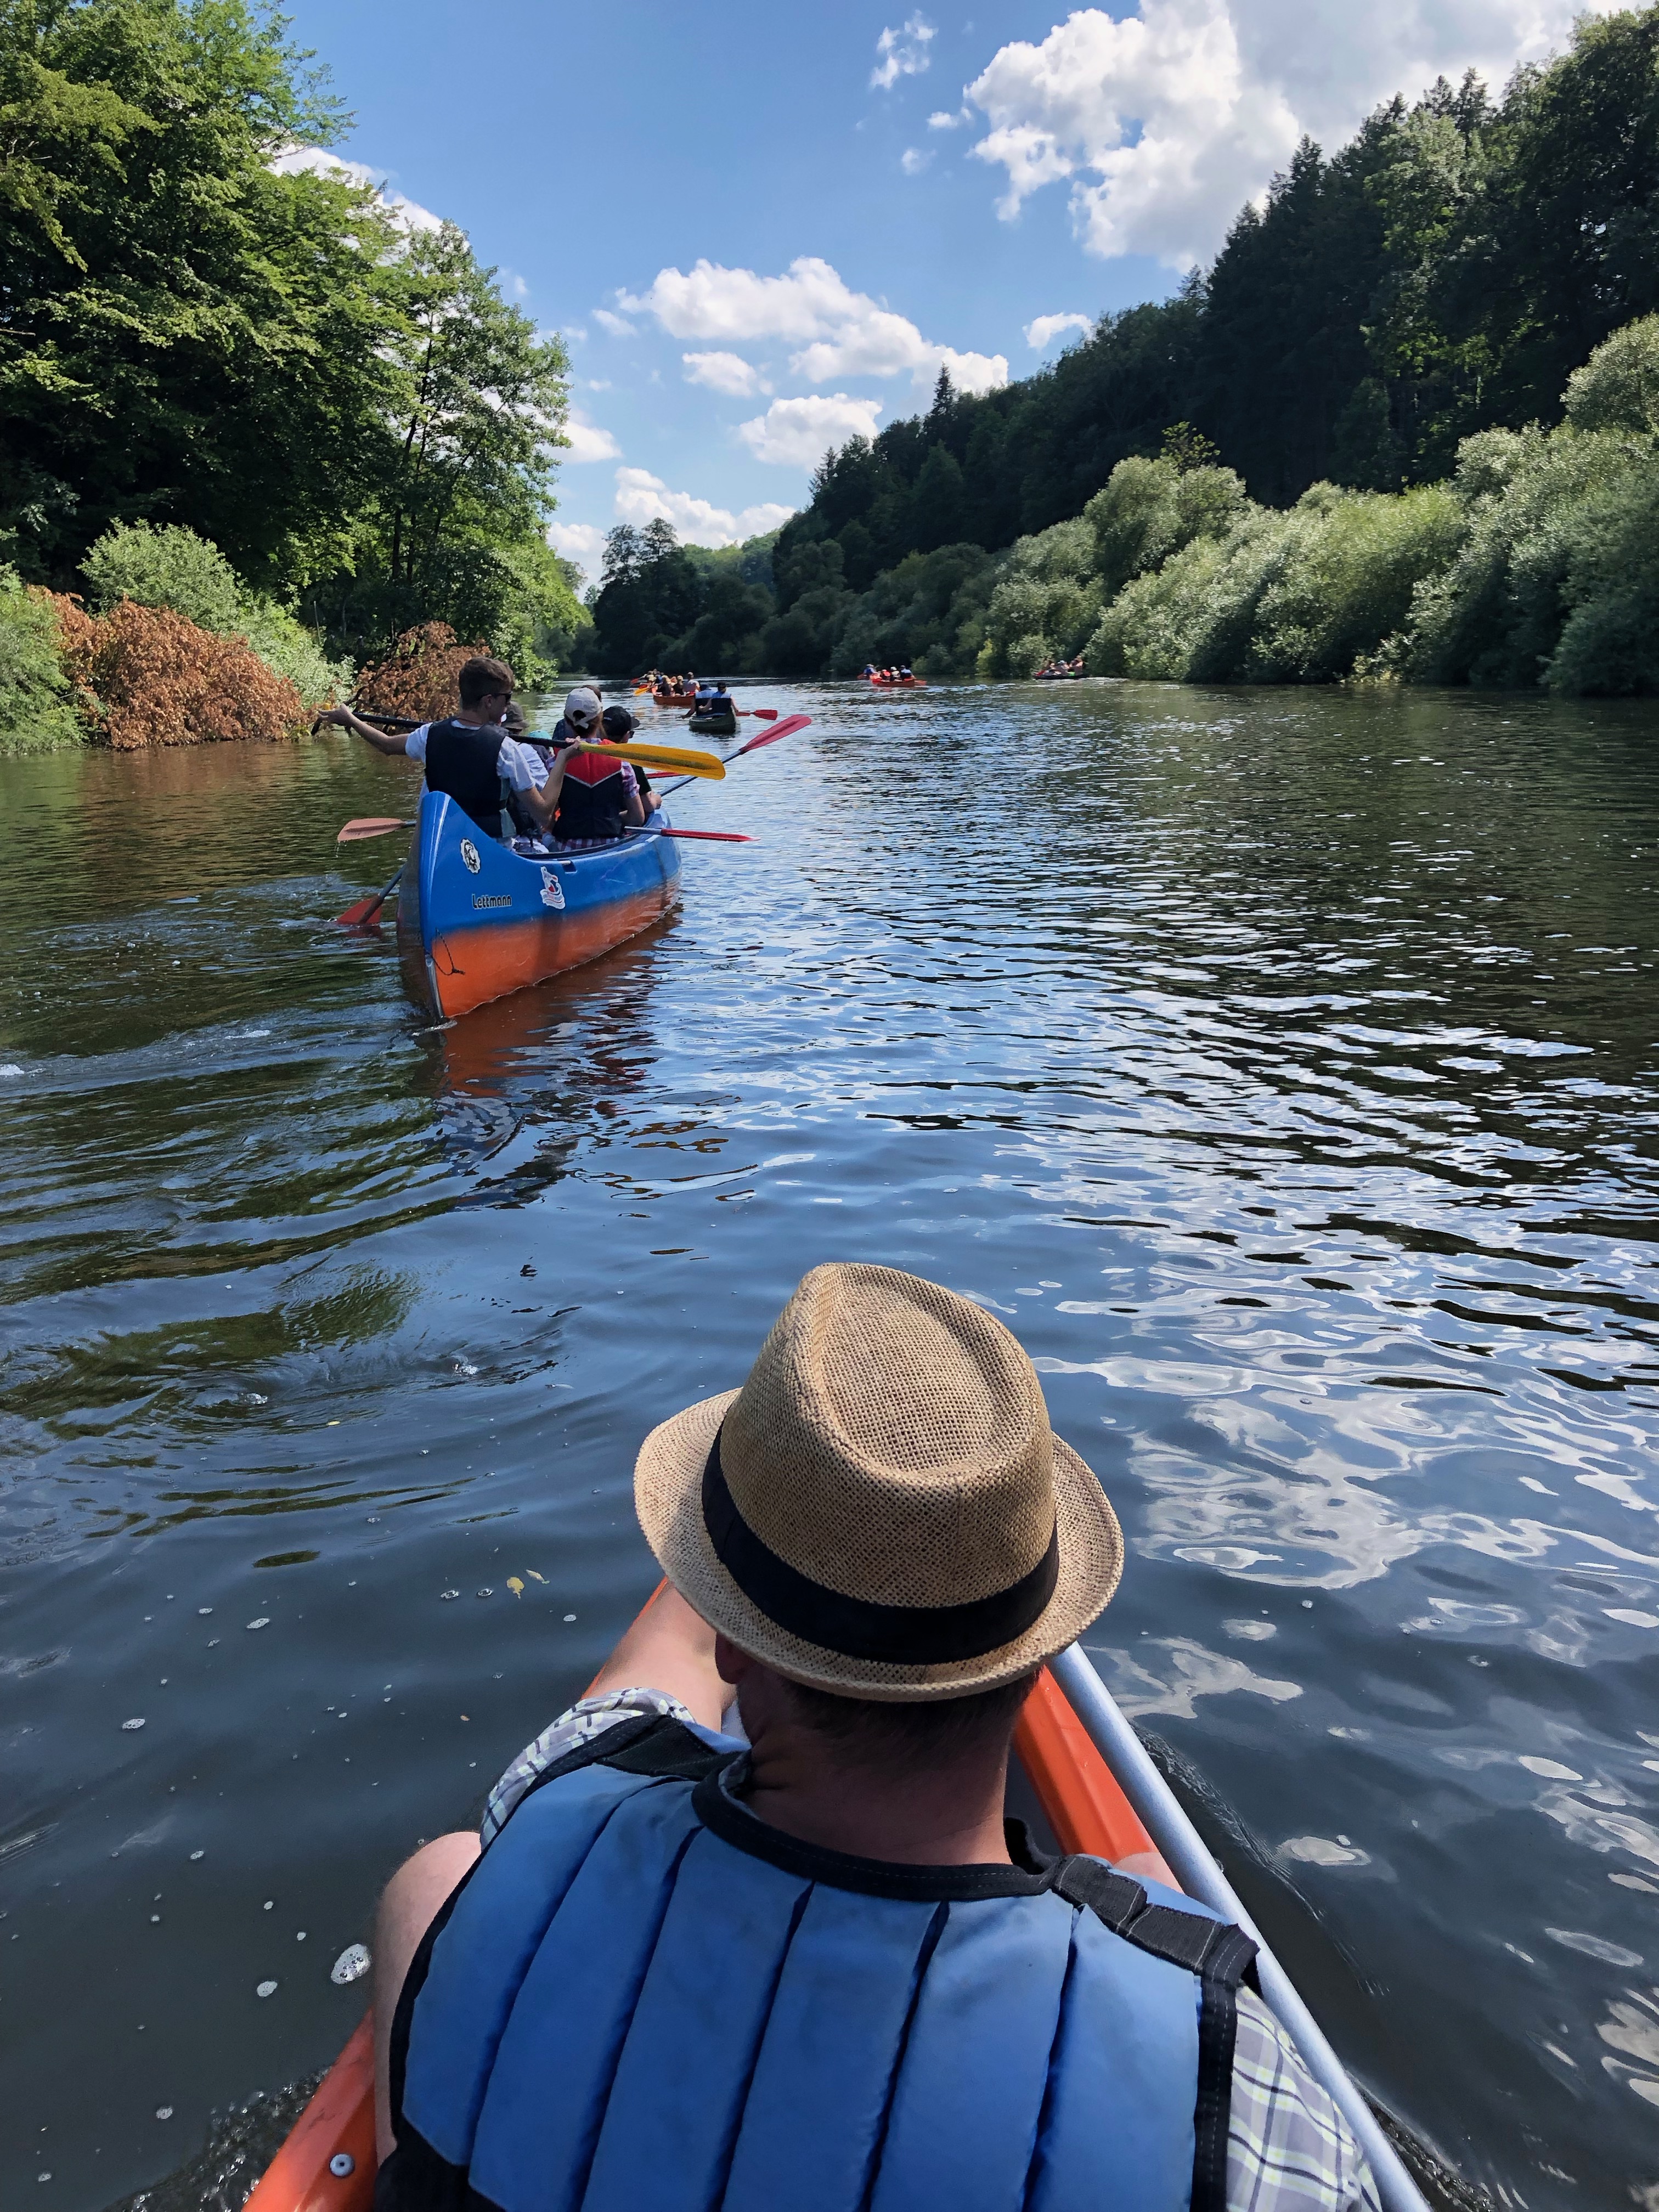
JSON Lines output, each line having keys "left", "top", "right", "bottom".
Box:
{"left": 686, "top": 709, "right": 738, "bottom": 737}
{"left": 396, "top": 792, "right": 680, "bottom": 1020}
{"left": 868, "top": 674, "right": 925, "bottom": 688}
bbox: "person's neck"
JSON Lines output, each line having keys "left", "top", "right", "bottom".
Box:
{"left": 454, "top": 706, "right": 500, "bottom": 728}
{"left": 738, "top": 1723, "right": 1013, "bottom": 1867}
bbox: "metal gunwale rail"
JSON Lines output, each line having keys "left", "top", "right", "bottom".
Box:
{"left": 1050, "top": 1643, "right": 1431, "bottom": 2212}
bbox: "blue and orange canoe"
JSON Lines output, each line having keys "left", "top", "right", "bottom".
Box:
{"left": 242, "top": 1606, "right": 1427, "bottom": 2212}
{"left": 396, "top": 791, "right": 682, "bottom": 1022}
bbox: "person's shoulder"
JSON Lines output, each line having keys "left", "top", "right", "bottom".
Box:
{"left": 1226, "top": 1989, "right": 1380, "bottom": 2212}
{"left": 404, "top": 721, "right": 432, "bottom": 758}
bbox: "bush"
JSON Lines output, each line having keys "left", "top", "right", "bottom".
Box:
{"left": 353, "top": 622, "right": 488, "bottom": 721}
{"left": 81, "top": 521, "right": 348, "bottom": 709}
{"left": 1561, "top": 314, "right": 1659, "bottom": 436}
{"left": 980, "top": 520, "right": 1102, "bottom": 675}
{"left": 1087, "top": 507, "right": 1306, "bottom": 679}
{"left": 0, "top": 572, "right": 82, "bottom": 753}
{"left": 47, "top": 595, "right": 306, "bottom": 746}
{"left": 1084, "top": 457, "right": 1250, "bottom": 597}
{"left": 1250, "top": 482, "right": 1466, "bottom": 680}
{"left": 82, "top": 521, "right": 245, "bottom": 631}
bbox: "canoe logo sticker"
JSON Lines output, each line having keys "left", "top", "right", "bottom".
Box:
{"left": 539, "top": 867, "right": 566, "bottom": 911}
{"left": 460, "top": 839, "right": 481, "bottom": 874}
{"left": 472, "top": 894, "right": 512, "bottom": 910}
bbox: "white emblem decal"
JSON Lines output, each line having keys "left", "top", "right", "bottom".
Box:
{"left": 460, "top": 839, "right": 481, "bottom": 875}
{"left": 539, "top": 866, "right": 566, "bottom": 911}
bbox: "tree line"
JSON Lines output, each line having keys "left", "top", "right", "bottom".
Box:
{"left": 584, "top": 4, "right": 1659, "bottom": 696}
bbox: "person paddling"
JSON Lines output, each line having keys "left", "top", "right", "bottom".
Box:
{"left": 535, "top": 684, "right": 646, "bottom": 848}
{"left": 318, "top": 656, "right": 557, "bottom": 840}
{"left": 371, "top": 1262, "right": 1378, "bottom": 2212}
{"left": 599, "top": 700, "right": 657, "bottom": 818}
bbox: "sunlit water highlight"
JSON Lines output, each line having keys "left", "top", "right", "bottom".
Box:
{"left": 2, "top": 681, "right": 1658, "bottom": 2209}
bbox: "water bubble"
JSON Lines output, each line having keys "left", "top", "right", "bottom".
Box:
{"left": 189, "top": 1850, "right": 204, "bottom": 1861}
{"left": 246, "top": 1618, "right": 270, "bottom": 1631}
{"left": 331, "top": 1942, "right": 371, "bottom": 1985}
{"left": 440, "top": 1590, "right": 459, "bottom": 1601}
{"left": 256, "top": 1979, "right": 278, "bottom": 1998}
{"left": 476, "top": 1588, "right": 493, "bottom": 1599}
{"left": 121, "top": 1718, "right": 145, "bottom": 1731}
{"left": 155, "top": 2107, "right": 173, "bottom": 2120}
{"left": 563, "top": 1614, "right": 577, "bottom": 1624}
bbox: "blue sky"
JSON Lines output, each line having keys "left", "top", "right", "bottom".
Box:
{"left": 279, "top": 0, "right": 1616, "bottom": 584}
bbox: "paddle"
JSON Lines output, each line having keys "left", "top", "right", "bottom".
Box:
{"left": 572, "top": 737, "right": 724, "bottom": 780}
{"left": 337, "top": 816, "right": 414, "bottom": 843}
{"left": 653, "top": 712, "right": 810, "bottom": 798}
{"left": 336, "top": 866, "right": 403, "bottom": 928}
{"left": 641, "top": 827, "right": 752, "bottom": 843}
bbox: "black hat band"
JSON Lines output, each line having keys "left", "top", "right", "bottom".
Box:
{"left": 701, "top": 1425, "right": 1059, "bottom": 1665}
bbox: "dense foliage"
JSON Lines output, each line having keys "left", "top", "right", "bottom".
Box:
{"left": 0, "top": 0, "right": 580, "bottom": 701}
{"left": 0, "top": 565, "right": 81, "bottom": 751}
{"left": 762, "top": 5, "right": 1659, "bottom": 667}
{"left": 589, "top": 521, "right": 777, "bottom": 674}
{"left": 46, "top": 588, "right": 309, "bottom": 744}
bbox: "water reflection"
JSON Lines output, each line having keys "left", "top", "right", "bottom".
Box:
{"left": 3, "top": 686, "right": 1659, "bottom": 2209}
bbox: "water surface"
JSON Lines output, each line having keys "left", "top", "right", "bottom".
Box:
{"left": 3, "top": 682, "right": 1658, "bottom": 2209}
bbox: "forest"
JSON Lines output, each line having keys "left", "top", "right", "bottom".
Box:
{"left": 594, "top": 5, "right": 1659, "bottom": 698}
{"left": 0, "top": 0, "right": 586, "bottom": 749}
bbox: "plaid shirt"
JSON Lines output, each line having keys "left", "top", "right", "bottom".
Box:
{"left": 485, "top": 1691, "right": 1380, "bottom": 2212}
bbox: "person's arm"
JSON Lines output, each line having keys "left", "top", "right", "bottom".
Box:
{"left": 315, "top": 706, "right": 410, "bottom": 757}
{"left": 505, "top": 737, "right": 567, "bottom": 834}
{"left": 584, "top": 1582, "right": 727, "bottom": 1727}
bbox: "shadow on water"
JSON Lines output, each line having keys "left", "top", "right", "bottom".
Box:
{"left": 2, "top": 690, "right": 1659, "bottom": 2210}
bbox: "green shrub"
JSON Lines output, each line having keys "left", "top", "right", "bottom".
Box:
{"left": 1250, "top": 482, "right": 1466, "bottom": 680}
{"left": 1087, "top": 507, "right": 1308, "bottom": 680}
{"left": 1084, "top": 457, "right": 1251, "bottom": 597}
{"left": 1561, "top": 314, "right": 1659, "bottom": 436}
{"left": 82, "top": 522, "right": 245, "bottom": 631}
{"left": 980, "top": 520, "right": 1102, "bottom": 674}
{"left": 82, "top": 521, "right": 347, "bottom": 707}
{"left": 0, "top": 569, "right": 82, "bottom": 753}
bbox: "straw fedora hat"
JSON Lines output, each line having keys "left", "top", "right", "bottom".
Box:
{"left": 635, "top": 1262, "right": 1123, "bottom": 1700}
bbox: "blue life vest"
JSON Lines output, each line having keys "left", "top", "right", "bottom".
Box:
{"left": 379, "top": 1717, "right": 1255, "bottom": 2212}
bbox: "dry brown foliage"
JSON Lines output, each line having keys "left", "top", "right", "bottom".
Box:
{"left": 353, "top": 622, "right": 493, "bottom": 722}
{"left": 40, "top": 592, "right": 306, "bottom": 748}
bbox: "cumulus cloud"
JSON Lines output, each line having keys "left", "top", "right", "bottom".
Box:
{"left": 592, "top": 307, "right": 635, "bottom": 337}
{"left": 1025, "top": 311, "right": 1094, "bottom": 349}
{"left": 269, "top": 145, "right": 442, "bottom": 234}
{"left": 737, "top": 394, "right": 885, "bottom": 470}
{"left": 620, "top": 256, "right": 1007, "bottom": 394}
{"left": 900, "top": 147, "right": 932, "bottom": 175}
{"left": 963, "top": 0, "right": 1623, "bottom": 268}
{"left": 871, "top": 14, "right": 935, "bottom": 89}
{"left": 613, "top": 467, "right": 794, "bottom": 547}
{"left": 682, "top": 350, "right": 771, "bottom": 397}
{"left": 548, "top": 519, "right": 606, "bottom": 581}
{"left": 562, "top": 411, "right": 622, "bottom": 463}
{"left": 928, "top": 106, "right": 970, "bottom": 129}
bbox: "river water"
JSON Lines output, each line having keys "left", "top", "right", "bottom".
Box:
{"left": 3, "top": 681, "right": 1658, "bottom": 2210}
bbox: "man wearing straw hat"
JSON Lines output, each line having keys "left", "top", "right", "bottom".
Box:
{"left": 373, "top": 1265, "right": 1376, "bottom": 2211}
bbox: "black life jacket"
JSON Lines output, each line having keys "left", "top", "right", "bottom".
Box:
{"left": 554, "top": 746, "right": 630, "bottom": 840}
{"left": 421, "top": 720, "right": 513, "bottom": 840}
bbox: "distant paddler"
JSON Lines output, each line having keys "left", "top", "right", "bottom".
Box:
{"left": 317, "top": 656, "right": 559, "bottom": 842}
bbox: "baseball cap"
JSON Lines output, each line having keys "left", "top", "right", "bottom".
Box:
{"left": 565, "top": 686, "right": 602, "bottom": 732}
{"left": 600, "top": 704, "right": 637, "bottom": 741}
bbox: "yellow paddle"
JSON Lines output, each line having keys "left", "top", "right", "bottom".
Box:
{"left": 572, "top": 738, "right": 724, "bottom": 780}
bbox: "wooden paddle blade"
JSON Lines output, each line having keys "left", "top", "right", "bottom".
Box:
{"left": 572, "top": 739, "right": 725, "bottom": 780}
{"left": 337, "top": 816, "right": 415, "bottom": 842}
{"left": 734, "top": 712, "right": 810, "bottom": 755}
{"left": 652, "top": 827, "right": 753, "bottom": 843}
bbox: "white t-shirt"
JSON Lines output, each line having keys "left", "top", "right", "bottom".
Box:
{"left": 404, "top": 723, "right": 549, "bottom": 792}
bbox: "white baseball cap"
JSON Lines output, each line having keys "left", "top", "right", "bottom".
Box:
{"left": 565, "top": 686, "right": 602, "bottom": 731}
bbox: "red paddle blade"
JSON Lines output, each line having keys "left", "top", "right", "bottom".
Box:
{"left": 335, "top": 892, "right": 389, "bottom": 926}
{"left": 735, "top": 712, "right": 810, "bottom": 757}
{"left": 654, "top": 827, "right": 752, "bottom": 843}
{"left": 748, "top": 707, "right": 778, "bottom": 719}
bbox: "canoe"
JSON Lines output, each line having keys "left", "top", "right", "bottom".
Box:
{"left": 396, "top": 790, "right": 681, "bottom": 1021}
{"left": 244, "top": 1602, "right": 1427, "bottom": 2212}
{"left": 869, "top": 674, "right": 925, "bottom": 687}
{"left": 686, "top": 709, "right": 737, "bottom": 737}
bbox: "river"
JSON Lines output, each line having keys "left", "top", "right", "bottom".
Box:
{"left": 3, "top": 680, "right": 1658, "bottom": 2210}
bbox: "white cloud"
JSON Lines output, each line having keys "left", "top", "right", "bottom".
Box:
{"left": 584, "top": 378, "right": 613, "bottom": 391}
{"left": 1026, "top": 311, "right": 1094, "bottom": 349}
{"left": 682, "top": 350, "right": 771, "bottom": 397}
{"left": 872, "top": 14, "right": 935, "bottom": 89}
{"left": 548, "top": 520, "right": 606, "bottom": 582}
{"left": 901, "top": 146, "right": 932, "bottom": 175}
{"left": 963, "top": 0, "right": 1624, "bottom": 269}
{"left": 593, "top": 307, "right": 635, "bottom": 337}
{"left": 928, "top": 105, "right": 971, "bottom": 129}
{"left": 620, "top": 256, "right": 1007, "bottom": 393}
{"left": 612, "top": 467, "right": 794, "bottom": 547}
{"left": 737, "top": 394, "right": 885, "bottom": 470}
{"left": 269, "top": 145, "right": 443, "bottom": 234}
{"left": 562, "top": 410, "right": 622, "bottom": 463}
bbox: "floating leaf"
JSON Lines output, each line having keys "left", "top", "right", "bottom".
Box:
{"left": 507, "top": 1577, "right": 524, "bottom": 1598}
{"left": 526, "top": 1570, "right": 546, "bottom": 1584}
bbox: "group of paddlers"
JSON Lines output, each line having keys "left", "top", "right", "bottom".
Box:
{"left": 643, "top": 669, "right": 699, "bottom": 698}
{"left": 321, "top": 662, "right": 653, "bottom": 851}
{"left": 863, "top": 662, "right": 916, "bottom": 682}
{"left": 1037, "top": 653, "right": 1087, "bottom": 678}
